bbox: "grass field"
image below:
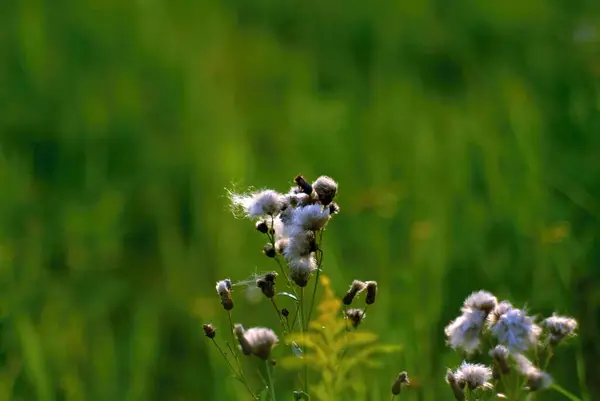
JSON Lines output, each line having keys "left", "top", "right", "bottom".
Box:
{"left": 1, "top": 0, "right": 599, "bottom": 400}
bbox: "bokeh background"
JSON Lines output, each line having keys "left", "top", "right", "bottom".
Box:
{"left": 1, "top": 0, "right": 600, "bottom": 400}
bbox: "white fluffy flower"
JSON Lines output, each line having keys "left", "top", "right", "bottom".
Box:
{"left": 490, "top": 308, "right": 541, "bottom": 351}
{"left": 283, "top": 230, "right": 316, "bottom": 259}
{"left": 312, "top": 175, "right": 338, "bottom": 205}
{"left": 543, "top": 314, "right": 578, "bottom": 344}
{"left": 215, "top": 279, "right": 232, "bottom": 295}
{"left": 288, "top": 255, "right": 317, "bottom": 287}
{"left": 454, "top": 362, "right": 493, "bottom": 390}
{"left": 445, "top": 308, "right": 487, "bottom": 354}
{"left": 230, "top": 189, "right": 284, "bottom": 218}
{"left": 291, "top": 204, "right": 331, "bottom": 232}
{"left": 463, "top": 290, "right": 498, "bottom": 315}
{"left": 488, "top": 300, "right": 514, "bottom": 327}
{"left": 243, "top": 327, "right": 279, "bottom": 360}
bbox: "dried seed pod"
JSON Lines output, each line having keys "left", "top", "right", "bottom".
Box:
{"left": 365, "top": 281, "right": 378, "bottom": 305}
{"left": 263, "top": 243, "right": 276, "bottom": 258}
{"left": 391, "top": 371, "right": 410, "bottom": 395}
{"left": 203, "top": 324, "right": 216, "bottom": 339}
{"left": 342, "top": 280, "right": 366, "bottom": 305}
{"left": 295, "top": 174, "right": 313, "bottom": 195}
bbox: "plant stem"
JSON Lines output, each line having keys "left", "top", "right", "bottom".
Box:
{"left": 265, "top": 360, "right": 276, "bottom": 401}
{"left": 543, "top": 345, "right": 554, "bottom": 370}
{"left": 211, "top": 339, "right": 257, "bottom": 400}
{"left": 227, "top": 311, "right": 237, "bottom": 356}
{"left": 299, "top": 286, "right": 308, "bottom": 395}
{"left": 306, "top": 238, "right": 324, "bottom": 328}
{"left": 551, "top": 384, "right": 583, "bottom": 401}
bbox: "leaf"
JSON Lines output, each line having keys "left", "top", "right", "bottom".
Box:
{"left": 279, "top": 355, "right": 321, "bottom": 370}
{"left": 340, "top": 331, "right": 379, "bottom": 347}
{"left": 277, "top": 292, "right": 298, "bottom": 301}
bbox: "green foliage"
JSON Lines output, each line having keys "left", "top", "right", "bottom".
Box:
{"left": 280, "top": 276, "right": 401, "bottom": 400}
{"left": 0, "top": 0, "right": 600, "bottom": 400}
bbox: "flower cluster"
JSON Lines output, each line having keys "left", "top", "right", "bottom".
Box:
{"left": 443, "top": 290, "right": 579, "bottom": 400}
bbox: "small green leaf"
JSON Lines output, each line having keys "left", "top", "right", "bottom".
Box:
{"left": 277, "top": 292, "right": 298, "bottom": 301}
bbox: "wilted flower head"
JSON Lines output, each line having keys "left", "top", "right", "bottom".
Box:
{"left": 240, "top": 327, "right": 279, "bottom": 360}
{"left": 489, "top": 345, "right": 511, "bottom": 378}
{"left": 543, "top": 314, "right": 578, "bottom": 345}
{"left": 454, "top": 362, "right": 493, "bottom": 390}
{"left": 464, "top": 290, "right": 498, "bottom": 316}
{"left": 294, "top": 174, "right": 313, "bottom": 195}
{"left": 257, "top": 272, "right": 277, "bottom": 298}
{"left": 490, "top": 308, "right": 541, "bottom": 351}
{"left": 345, "top": 308, "right": 365, "bottom": 328}
{"left": 203, "top": 323, "right": 216, "bottom": 339}
{"left": 365, "top": 281, "right": 378, "bottom": 305}
{"left": 513, "top": 354, "right": 553, "bottom": 391}
{"left": 288, "top": 255, "right": 317, "bottom": 287}
{"left": 312, "top": 175, "right": 338, "bottom": 205}
{"left": 487, "top": 301, "right": 514, "bottom": 327}
{"left": 342, "top": 280, "right": 366, "bottom": 305}
{"left": 230, "top": 189, "right": 284, "bottom": 218}
{"left": 445, "top": 308, "right": 487, "bottom": 354}
{"left": 216, "top": 279, "right": 234, "bottom": 310}
{"left": 391, "top": 371, "right": 410, "bottom": 396}
{"left": 446, "top": 369, "right": 465, "bottom": 401}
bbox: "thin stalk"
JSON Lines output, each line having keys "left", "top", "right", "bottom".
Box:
{"left": 543, "top": 345, "right": 554, "bottom": 370}
{"left": 211, "top": 339, "right": 257, "bottom": 400}
{"left": 299, "top": 286, "right": 308, "bottom": 395}
{"left": 391, "top": 395, "right": 396, "bottom": 401}
{"left": 265, "top": 360, "right": 276, "bottom": 401}
{"left": 227, "top": 311, "right": 238, "bottom": 357}
{"left": 551, "top": 384, "right": 583, "bottom": 401}
{"left": 306, "top": 243, "right": 324, "bottom": 328}
{"left": 270, "top": 298, "right": 289, "bottom": 334}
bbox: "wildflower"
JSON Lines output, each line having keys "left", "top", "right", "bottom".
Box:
{"left": 255, "top": 220, "right": 269, "bottom": 234}
{"left": 543, "top": 314, "right": 578, "bottom": 345}
{"left": 454, "top": 362, "right": 493, "bottom": 390}
{"left": 464, "top": 290, "right": 498, "bottom": 316}
{"left": 312, "top": 175, "right": 338, "bottom": 205}
{"left": 283, "top": 230, "right": 317, "bottom": 259}
{"left": 490, "top": 308, "right": 541, "bottom": 351}
{"left": 203, "top": 323, "right": 216, "bottom": 339}
{"left": 234, "top": 324, "right": 252, "bottom": 355}
{"left": 257, "top": 272, "right": 277, "bottom": 298}
{"left": 489, "top": 345, "right": 510, "bottom": 378}
{"left": 236, "top": 326, "right": 279, "bottom": 360}
{"left": 446, "top": 369, "right": 465, "bottom": 401}
{"left": 445, "top": 308, "right": 486, "bottom": 354}
{"left": 342, "top": 280, "right": 366, "bottom": 305}
{"left": 216, "top": 279, "right": 234, "bottom": 310}
{"left": 391, "top": 371, "right": 410, "bottom": 396}
{"left": 230, "top": 189, "right": 284, "bottom": 218}
{"left": 291, "top": 204, "right": 331, "bottom": 232}
{"left": 487, "top": 301, "right": 513, "bottom": 327}
{"left": 345, "top": 308, "right": 365, "bottom": 328}
{"left": 294, "top": 174, "right": 313, "bottom": 195}
{"left": 263, "top": 243, "right": 276, "bottom": 258}
{"left": 365, "top": 281, "right": 378, "bottom": 305}
{"left": 513, "top": 354, "right": 553, "bottom": 391}
{"left": 288, "top": 255, "right": 317, "bottom": 287}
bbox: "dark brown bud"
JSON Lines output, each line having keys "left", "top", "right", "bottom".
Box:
{"left": 329, "top": 202, "right": 340, "bottom": 214}
{"left": 365, "top": 281, "right": 378, "bottom": 305}
{"left": 203, "top": 324, "right": 216, "bottom": 339}
{"left": 294, "top": 174, "right": 313, "bottom": 195}
{"left": 265, "top": 272, "right": 277, "bottom": 282}
{"left": 264, "top": 243, "right": 276, "bottom": 258}
{"left": 342, "top": 280, "right": 366, "bottom": 306}
{"left": 257, "top": 277, "right": 276, "bottom": 298}
{"left": 281, "top": 308, "right": 290, "bottom": 317}
{"left": 255, "top": 221, "right": 269, "bottom": 234}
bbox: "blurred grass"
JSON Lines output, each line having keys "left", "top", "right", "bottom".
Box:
{"left": 1, "top": 0, "right": 600, "bottom": 400}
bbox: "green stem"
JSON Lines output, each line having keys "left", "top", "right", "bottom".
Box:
{"left": 551, "top": 384, "right": 583, "bottom": 401}
{"left": 211, "top": 340, "right": 257, "bottom": 400}
{"left": 299, "top": 287, "right": 308, "bottom": 395}
{"left": 265, "top": 360, "right": 276, "bottom": 401}
{"left": 227, "top": 311, "right": 237, "bottom": 357}
{"left": 306, "top": 239, "right": 324, "bottom": 328}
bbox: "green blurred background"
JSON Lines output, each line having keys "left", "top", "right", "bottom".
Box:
{"left": 1, "top": 0, "right": 600, "bottom": 400}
